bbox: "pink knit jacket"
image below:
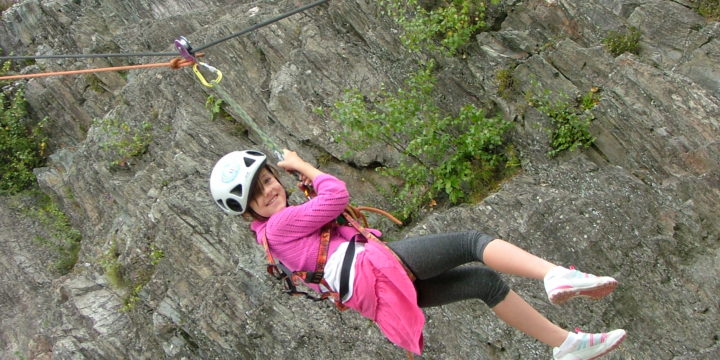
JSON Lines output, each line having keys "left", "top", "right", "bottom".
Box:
{"left": 251, "top": 174, "right": 425, "bottom": 354}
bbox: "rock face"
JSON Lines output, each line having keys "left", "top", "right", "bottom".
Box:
{"left": 1, "top": 0, "right": 718, "bottom": 359}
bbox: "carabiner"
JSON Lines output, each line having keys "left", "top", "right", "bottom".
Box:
{"left": 192, "top": 62, "right": 223, "bottom": 87}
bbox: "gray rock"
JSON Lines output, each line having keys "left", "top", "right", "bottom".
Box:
{"left": 1, "top": 0, "right": 718, "bottom": 359}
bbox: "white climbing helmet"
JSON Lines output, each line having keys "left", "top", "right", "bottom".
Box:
{"left": 209, "top": 150, "right": 267, "bottom": 215}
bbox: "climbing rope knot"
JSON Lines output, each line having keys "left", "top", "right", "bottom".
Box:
{"left": 169, "top": 58, "right": 183, "bottom": 69}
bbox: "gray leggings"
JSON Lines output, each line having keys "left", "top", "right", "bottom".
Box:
{"left": 387, "top": 231, "right": 510, "bottom": 308}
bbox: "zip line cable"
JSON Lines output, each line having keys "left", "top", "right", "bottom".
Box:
{"left": 193, "top": 0, "right": 328, "bottom": 53}
{"left": 0, "top": 0, "right": 329, "bottom": 78}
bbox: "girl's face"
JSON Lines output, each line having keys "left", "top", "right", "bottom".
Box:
{"left": 248, "top": 168, "right": 287, "bottom": 218}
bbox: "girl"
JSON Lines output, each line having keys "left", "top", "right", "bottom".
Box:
{"left": 209, "top": 149, "right": 627, "bottom": 359}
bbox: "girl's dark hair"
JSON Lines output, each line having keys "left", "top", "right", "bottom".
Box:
{"left": 243, "top": 164, "right": 286, "bottom": 221}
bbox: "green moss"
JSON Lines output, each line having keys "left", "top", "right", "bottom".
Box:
{"left": 19, "top": 191, "right": 82, "bottom": 274}
{"left": 495, "top": 67, "right": 516, "bottom": 99}
{"left": 697, "top": 0, "right": 720, "bottom": 20}
{"left": 85, "top": 74, "right": 106, "bottom": 93}
{"left": 100, "top": 241, "right": 127, "bottom": 288}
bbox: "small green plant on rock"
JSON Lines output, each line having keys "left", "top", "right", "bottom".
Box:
{"left": 122, "top": 283, "right": 144, "bottom": 312}
{"left": 20, "top": 191, "right": 82, "bottom": 274}
{"left": 149, "top": 244, "right": 165, "bottom": 265}
{"left": 100, "top": 240, "right": 127, "bottom": 288}
{"left": 603, "top": 26, "right": 641, "bottom": 57}
{"left": 331, "top": 61, "right": 516, "bottom": 221}
{"left": 94, "top": 117, "right": 153, "bottom": 168}
{"left": 98, "top": 239, "right": 165, "bottom": 312}
{"left": 527, "top": 84, "right": 598, "bottom": 157}
{"left": 98, "top": 240, "right": 145, "bottom": 312}
{"left": 205, "top": 95, "right": 245, "bottom": 135}
{"left": 205, "top": 95, "right": 232, "bottom": 121}
{"left": 579, "top": 87, "right": 602, "bottom": 111}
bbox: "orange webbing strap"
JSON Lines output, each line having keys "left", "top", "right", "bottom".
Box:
{"left": 311, "top": 223, "right": 332, "bottom": 283}
{"left": 0, "top": 56, "right": 201, "bottom": 81}
{"left": 261, "top": 231, "right": 281, "bottom": 278}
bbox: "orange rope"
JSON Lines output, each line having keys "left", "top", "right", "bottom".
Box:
{"left": 355, "top": 206, "right": 403, "bottom": 225}
{"left": 0, "top": 57, "right": 198, "bottom": 81}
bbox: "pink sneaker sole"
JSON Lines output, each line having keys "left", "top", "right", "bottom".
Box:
{"left": 549, "top": 279, "right": 618, "bottom": 305}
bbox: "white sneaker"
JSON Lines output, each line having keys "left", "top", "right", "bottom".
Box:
{"left": 553, "top": 329, "right": 626, "bottom": 360}
{"left": 544, "top": 266, "right": 618, "bottom": 305}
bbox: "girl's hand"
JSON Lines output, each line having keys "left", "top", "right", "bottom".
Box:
{"left": 277, "top": 149, "right": 323, "bottom": 185}
{"left": 276, "top": 149, "right": 304, "bottom": 172}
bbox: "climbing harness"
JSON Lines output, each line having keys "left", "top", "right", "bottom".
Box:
{"left": 261, "top": 177, "right": 415, "bottom": 311}
{"left": 261, "top": 203, "right": 412, "bottom": 311}
{"left": 261, "top": 223, "right": 346, "bottom": 309}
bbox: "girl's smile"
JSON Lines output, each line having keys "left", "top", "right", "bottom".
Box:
{"left": 249, "top": 169, "right": 287, "bottom": 218}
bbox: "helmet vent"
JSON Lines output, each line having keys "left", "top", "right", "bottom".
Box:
{"left": 216, "top": 200, "right": 227, "bottom": 210}
{"left": 244, "top": 157, "right": 256, "bottom": 167}
{"left": 230, "top": 184, "right": 243, "bottom": 197}
{"left": 226, "top": 198, "right": 243, "bottom": 212}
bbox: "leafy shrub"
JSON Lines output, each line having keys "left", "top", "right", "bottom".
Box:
{"left": 1, "top": 85, "right": 48, "bottom": 195}
{"left": 527, "top": 85, "right": 598, "bottom": 157}
{"left": 381, "top": 0, "right": 495, "bottom": 55}
{"left": 332, "top": 62, "right": 516, "bottom": 220}
{"left": 603, "top": 26, "right": 641, "bottom": 57}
